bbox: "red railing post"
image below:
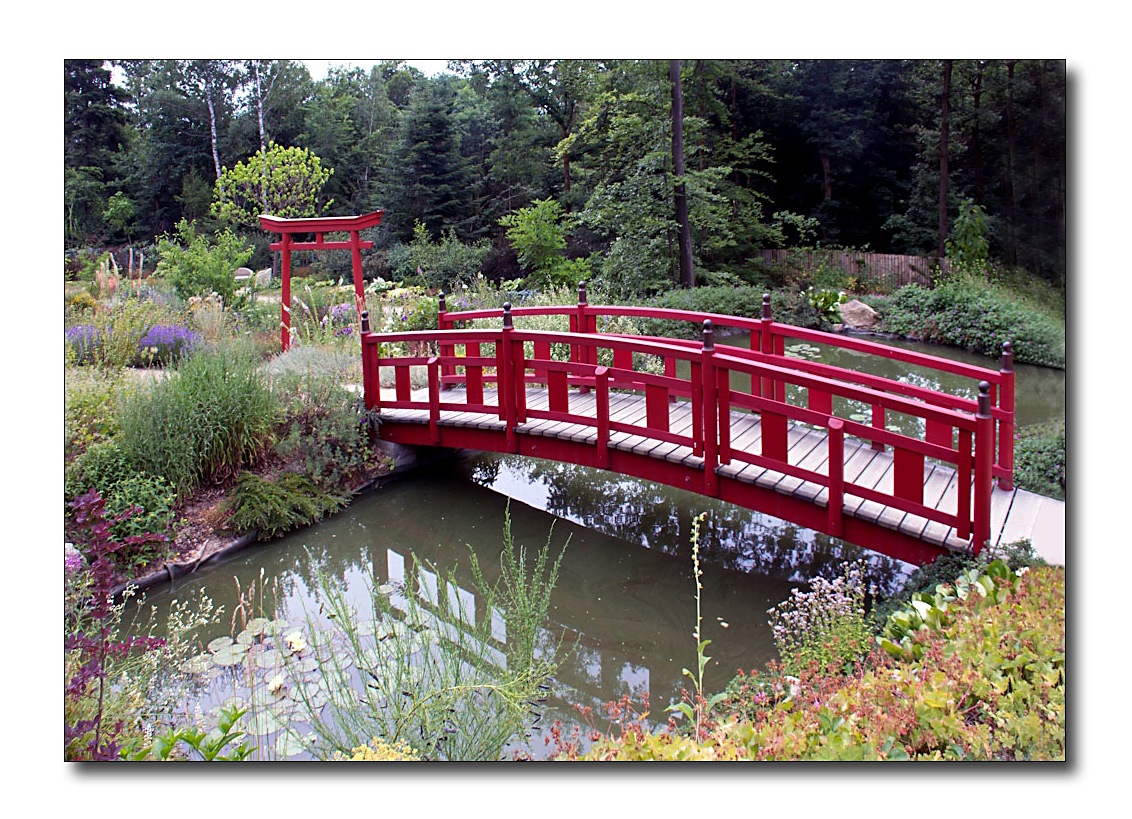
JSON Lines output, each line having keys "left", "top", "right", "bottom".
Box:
{"left": 501, "top": 303, "right": 520, "bottom": 452}
{"left": 998, "top": 341, "right": 1015, "bottom": 490}
{"left": 759, "top": 293, "right": 773, "bottom": 398}
{"left": 438, "top": 292, "right": 455, "bottom": 390}
{"left": 827, "top": 417, "right": 845, "bottom": 537}
{"left": 360, "top": 311, "right": 378, "bottom": 412}
{"left": 349, "top": 228, "right": 367, "bottom": 320}
{"left": 576, "top": 281, "right": 594, "bottom": 390}
{"left": 702, "top": 320, "right": 719, "bottom": 496}
{"left": 595, "top": 365, "right": 611, "bottom": 468}
{"left": 427, "top": 356, "right": 441, "bottom": 443}
{"left": 973, "top": 381, "right": 994, "bottom": 556}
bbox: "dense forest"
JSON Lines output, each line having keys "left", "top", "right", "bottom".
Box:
{"left": 64, "top": 59, "right": 1066, "bottom": 293}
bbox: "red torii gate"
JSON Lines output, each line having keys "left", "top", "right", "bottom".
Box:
{"left": 258, "top": 211, "right": 384, "bottom": 351}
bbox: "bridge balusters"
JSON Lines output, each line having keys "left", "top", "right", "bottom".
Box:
{"left": 502, "top": 304, "right": 528, "bottom": 438}
{"left": 759, "top": 293, "right": 774, "bottom": 398}
{"left": 716, "top": 363, "right": 732, "bottom": 464}
{"left": 956, "top": 428, "right": 973, "bottom": 540}
{"left": 998, "top": 341, "right": 1015, "bottom": 490}
{"left": 893, "top": 446, "right": 925, "bottom": 505}
{"left": 427, "top": 356, "right": 441, "bottom": 443}
{"left": 871, "top": 405, "right": 886, "bottom": 451}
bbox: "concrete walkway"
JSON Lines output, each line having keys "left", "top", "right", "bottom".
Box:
{"left": 992, "top": 485, "right": 1066, "bottom": 566}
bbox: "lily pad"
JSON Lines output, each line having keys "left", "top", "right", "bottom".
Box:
{"left": 212, "top": 646, "right": 248, "bottom": 667}
{"left": 235, "top": 629, "right": 256, "bottom": 647}
{"left": 180, "top": 654, "right": 213, "bottom": 675}
{"left": 262, "top": 618, "right": 290, "bottom": 637}
{"left": 356, "top": 619, "right": 379, "bottom": 636}
{"left": 245, "top": 617, "right": 270, "bottom": 636}
{"left": 246, "top": 708, "right": 284, "bottom": 737}
{"left": 255, "top": 649, "right": 285, "bottom": 670}
{"left": 377, "top": 582, "right": 397, "bottom": 596}
{"left": 208, "top": 636, "right": 235, "bottom": 654}
{"left": 274, "top": 730, "right": 316, "bottom": 758}
{"left": 293, "top": 656, "right": 319, "bottom": 673}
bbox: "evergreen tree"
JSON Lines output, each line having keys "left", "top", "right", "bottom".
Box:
{"left": 381, "top": 78, "right": 473, "bottom": 241}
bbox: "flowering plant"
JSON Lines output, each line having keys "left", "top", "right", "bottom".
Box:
{"left": 136, "top": 324, "right": 201, "bottom": 366}
{"left": 768, "top": 560, "right": 873, "bottom": 676}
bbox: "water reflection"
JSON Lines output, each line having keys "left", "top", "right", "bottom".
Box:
{"left": 131, "top": 452, "right": 913, "bottom": 758}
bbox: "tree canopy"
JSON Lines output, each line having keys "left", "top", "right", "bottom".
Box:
{"left": 64, "top": 58, "right": 1066, "bottom": 290}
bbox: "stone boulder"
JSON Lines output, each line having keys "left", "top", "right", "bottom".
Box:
{"left": 234, "top": 267, "right": 254, "bottom": 281}
{"left": 838, "top": 299, "right": 879, "bottom": 331}
{"left": 255, "top": 268, "right": 272, "bottom": 287}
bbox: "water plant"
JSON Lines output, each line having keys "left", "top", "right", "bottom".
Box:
{"left": 294, "top": 512, "right": 566, "bottom": 761}
{"left": 667, "top": 512, "right": 728, "bottom": 737}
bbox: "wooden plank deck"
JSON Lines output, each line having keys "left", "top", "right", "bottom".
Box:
{"left": 379, "top": 386, "right": 1031, "bottom": 558}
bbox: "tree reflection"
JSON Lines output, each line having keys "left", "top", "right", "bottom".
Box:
{"left": 464, "top": 453, "right": 908, "bottom": 596}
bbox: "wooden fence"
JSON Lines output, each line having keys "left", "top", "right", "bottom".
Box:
{"left": 757, "top": 249, "right": 948, "bottom": 290}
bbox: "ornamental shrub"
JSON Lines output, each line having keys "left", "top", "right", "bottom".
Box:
{"left": 1013, "top": 419, "right": 1066, "bottom": 500}
{"left": 220, "top": 471, "right": 346, "bottom": 539}
{"left": 155, "top": 218, "right": 253, "bottom": 306}
{"left": 65, "top": 441, "right": 177, "bottom": 561}
{"left": 767, "top": 560, "right": 874, "bottom": 676}
{"left": 387, "top": 222, "right": 491, "bottom": 291}
{"left": 878, "top": 273, "right": 1064, "bottom": 368}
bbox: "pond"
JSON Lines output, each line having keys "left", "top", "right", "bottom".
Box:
{"left": 125, "top": 335, "right": 1064, "bottom": 760}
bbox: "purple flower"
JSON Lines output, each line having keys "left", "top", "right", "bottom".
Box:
{"left": 335, "top": 326, "right": 354, "bottom": 337}
{"left": 137, "top": 324, "right": 201, "bottom": 365}
{"left": 65, "top": 324, "right": 101, "bottom": 363}
{"left": 64, "top": 543, "right": 85, "bottom": 575}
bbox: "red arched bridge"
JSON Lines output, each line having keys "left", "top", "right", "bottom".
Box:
{"left": 357, "top": 286, "right": 1017, "bottom": 567}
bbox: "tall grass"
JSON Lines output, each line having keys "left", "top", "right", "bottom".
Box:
{"left": 118, "top": 340, "right": 279, "bottom": 495}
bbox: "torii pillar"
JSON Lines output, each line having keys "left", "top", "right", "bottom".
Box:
{"left": 258, "top": 211, "right": 384, "bottom": 351}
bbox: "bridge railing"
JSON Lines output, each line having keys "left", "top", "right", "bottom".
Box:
{"left": 361, "top": 304, "right": 997, "bottom": 553}
{"left": 436, "top": 284, "right": 1015, "bottom": 491}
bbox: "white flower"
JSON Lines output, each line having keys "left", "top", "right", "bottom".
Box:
{"left": 267, "top": 674, "right": 285, "bottom": 694}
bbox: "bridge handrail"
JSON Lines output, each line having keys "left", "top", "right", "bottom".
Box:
{"left": 435, "top": 285, "right": 1015, "bottom": 490}
{"left": 440, "top": 300, "right": 1008, "bottom": 386}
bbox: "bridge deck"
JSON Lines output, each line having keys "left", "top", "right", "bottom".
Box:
{"left": 379, "top": 386, "right": 1016, "bottom": 556}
